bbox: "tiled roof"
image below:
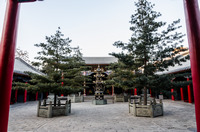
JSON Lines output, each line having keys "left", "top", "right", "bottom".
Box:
{"left": 156, "top": 59, "right": 191, "bottom": 75}
{"left": 14, "top": 57, "right": 44, "bottom": 76}
{"left": 82, "top": 57, "right": 118, "bottom": 64}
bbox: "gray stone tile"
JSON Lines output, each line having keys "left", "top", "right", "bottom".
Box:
{"left": 8, "top": 100, "right": 196, "bottom": 132}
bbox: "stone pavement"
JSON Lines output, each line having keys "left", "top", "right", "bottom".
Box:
{"left": 8, "top": 99, "right": 196, "bottom": 132}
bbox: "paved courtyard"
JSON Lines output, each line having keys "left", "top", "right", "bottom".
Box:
{"left": 8, "top": 99, "right": 196, "bottom": 132}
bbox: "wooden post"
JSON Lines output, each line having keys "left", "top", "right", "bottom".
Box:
{"left": 184, "top": 0, "right": 200, "bottom": 130}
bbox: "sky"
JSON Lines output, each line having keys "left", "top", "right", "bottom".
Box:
{"left": 0, "top": 0, "right": 200, "bottom": 61}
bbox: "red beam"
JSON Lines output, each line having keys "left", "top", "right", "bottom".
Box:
{"left": 184, "top": 0, "right": 200, "bottom": 131}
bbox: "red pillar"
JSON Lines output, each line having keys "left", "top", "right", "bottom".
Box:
{"left": 131, "top": 89, "right": 133, "bottom": 95}
{"left": 171, "top": 89, "right": 175, "bottom": 101}
{"left": 15, "top": 89, "right": 18, "bottom": 103}
{"left": 134, "top": 88, "right": 137, "bottom": 95}
{"left": 180, "top": 87, "right": 184, "bottom": 101}
{"left": 24, "top": 89, "right": 27, "bottom": 103}
{"left": 184, "top": 0, "right": 200, "bottom": 130}
{"left": 24, "top": 82, "right": 28, "bottom": 102}
{"left": 0, "top": 0, "right": 36, "bottom": 131}
{"left": 46, "top": 92, "right": 48, "bottom": 99}
{"left": 0, "top": 1, "right": 20, "bottom": 131}
{"left": 35, "top": 92, "right": 38, "bottom": 101}
{"left": 187, "top": 78, "right": 192, "bottom": 103}
{"left": 150, "top": 89, "right": 152, "bottom": 97}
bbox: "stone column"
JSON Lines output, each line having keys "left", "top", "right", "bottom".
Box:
{"left": 65, "top": 101, "right": 69, "bottom": 116}
{"left": 47, "top": 101, "right": 52, "bottom": 118}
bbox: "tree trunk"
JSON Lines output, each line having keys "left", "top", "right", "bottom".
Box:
{"left": 54, "top": 93, "right": 57, "bottom": 106}
{"left": 144, "top": 86, "right": 147, "bottom": 105}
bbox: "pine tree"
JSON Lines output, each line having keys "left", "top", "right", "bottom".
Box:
{"left": 105, "top": 62, "right": 135, "bottom": 93}
{"left": 110, "top": 0, "right": 189, "bottom": 105}
{"left": 30, "top": 28, "right": 86, "bottom": 105}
